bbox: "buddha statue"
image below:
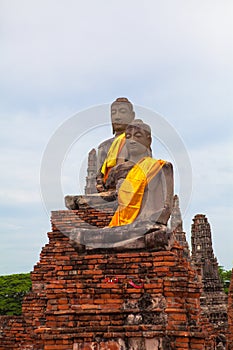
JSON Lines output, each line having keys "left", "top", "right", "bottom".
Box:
{"left": 96, "top": 97, "right": 135, "bottom": 192}
{"left": 67, "top": 119, "right": 174, "bottom": 250}
{"left": 106, "top": 119, "right": 174, "bottom": 228}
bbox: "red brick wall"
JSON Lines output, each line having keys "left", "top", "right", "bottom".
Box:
{"left": 0, "top": 209, "right": 213, "bottom": 349}
{"left": 51, "top": 208, "right": 114, "bottom": 232}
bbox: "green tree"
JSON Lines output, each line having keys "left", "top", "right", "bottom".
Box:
{"left": 218, "top": 266, "right": 232, "bottom": 294}
{"left": 0, "top": 273, "right": 32, "bottom": 315}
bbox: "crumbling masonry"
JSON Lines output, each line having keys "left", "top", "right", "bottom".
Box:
{"left": 0, "top": 200, "right": 232, "bottom": 349}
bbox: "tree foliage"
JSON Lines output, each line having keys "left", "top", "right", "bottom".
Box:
{"left": 218, "top": 266, "right": 232, "bottom": 294}
{"left": 0, "top": 273, "right": 32, "bottom": 315}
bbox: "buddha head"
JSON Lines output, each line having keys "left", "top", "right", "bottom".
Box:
{"left": 125, "top": 119, "right": 152, "bottom": 158}
{"left": 111, "top": 97, "right": 135, "bottom": 134}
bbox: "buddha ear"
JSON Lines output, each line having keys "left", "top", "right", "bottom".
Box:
{"left": 147, "top": 147, "right": 152, "bottom": 157}
{"left": 147, "top": 135, "right": 152, "bottom": 147}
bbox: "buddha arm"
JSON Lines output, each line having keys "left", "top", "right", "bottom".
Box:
{"left": 136, "top": 161, "right": 174, "bottom": 226}
{"left": 157, "top": 161, "right": 174, "bottom": 225}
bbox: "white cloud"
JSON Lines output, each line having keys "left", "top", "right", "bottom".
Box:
{"left": 1, "top": 0, "right": 232, "bottom": 95}
{"left": 0, "top": 188, "right": 41, "bottom": 205}
{"left": 191, "top": 138, "right": 233, "bottom": 188}
{"left": 0, "top": 109, "right": 72, "bottom": 206}
{"left": 181, "top": 137, "right": 233, "bottom": 269}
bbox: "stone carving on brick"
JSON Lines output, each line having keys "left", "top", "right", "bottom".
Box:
{"left": 124, "top": 293, "right": 167, "bottom": 328}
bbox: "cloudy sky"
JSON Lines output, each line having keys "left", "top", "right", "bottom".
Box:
{"left": 0, "top": 0, "right": 232, "bottom": 275}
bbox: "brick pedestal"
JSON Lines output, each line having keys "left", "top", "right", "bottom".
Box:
{"left": 0, "top": 208, "right": 216, "bottom": 349}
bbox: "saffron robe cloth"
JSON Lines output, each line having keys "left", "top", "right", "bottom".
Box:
{"left": 109, "top": 157, "right": 166, "bottom": 227}
{"left": 101, "top": 133, "right": 126, "bottom": 183}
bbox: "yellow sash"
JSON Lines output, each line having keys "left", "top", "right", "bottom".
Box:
{"left": 109, "top": 157, "right": 165, "bottom": 227}
{"left": 101, "top": 133, "right": 126, "bottom": 182}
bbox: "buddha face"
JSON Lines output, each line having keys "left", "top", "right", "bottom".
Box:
{"left": 111, "top": 102, "right": 135, "bottom": 133}
{"left": 125, "top": 126, "right": 151, "bottom": 157}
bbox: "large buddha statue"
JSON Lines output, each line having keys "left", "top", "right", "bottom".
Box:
{"left": 105, "top": 119, "right": 173, "bottom": 228}
{"left": 96, "top": 97, "right": 135, "bottom": 192}
{"left": 67, "top": 119, "right": 174, "bottom": 250}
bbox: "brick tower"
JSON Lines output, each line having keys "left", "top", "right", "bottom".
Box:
{"left": 84, "top": 148, "right": 97, "bottom": 194}
{"left": 170, "top": 194, "right": 190, "bottom": 259}
{"left": 191, "top": 214, "right": 228, "bottom": 338}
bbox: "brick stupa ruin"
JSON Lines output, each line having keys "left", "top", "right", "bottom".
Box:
{"left": 0, "top": 137, "right": 232, "bottom": 349}
{"left": 191, "top": 214, "right": 228, "bottom": 335}
{"left": 0, "top": 207, "right": 213, "bottom": 349}
{"left": 0, "top": 194, "right": 231, "bottom": 349}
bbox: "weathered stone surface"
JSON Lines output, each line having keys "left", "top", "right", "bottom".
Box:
{"left": 69, "top": 222, "right": 173, "bottom": 251}
{"left": 65, "top": 193, "right": 118, "bottom": 210}
{"left": 63, "top": 196, "right": 174, "bottom": 250}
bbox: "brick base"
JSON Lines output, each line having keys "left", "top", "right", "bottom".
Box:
{"left": 0, "top": 209, "right": 220, "bottom": 349}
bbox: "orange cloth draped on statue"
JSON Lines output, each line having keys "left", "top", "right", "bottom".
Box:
{"left": 101, "top": 133, "right": 126, "bottom": 183}
{"left": 109, "top": 157, "right": 165, "bottom": 227}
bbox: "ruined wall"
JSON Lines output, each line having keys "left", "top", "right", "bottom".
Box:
{"left": 85, "top": 148, "right": 97, "bottom": 194}
{"left": 0, "top": 208, "right": 220, "bottom": 349}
